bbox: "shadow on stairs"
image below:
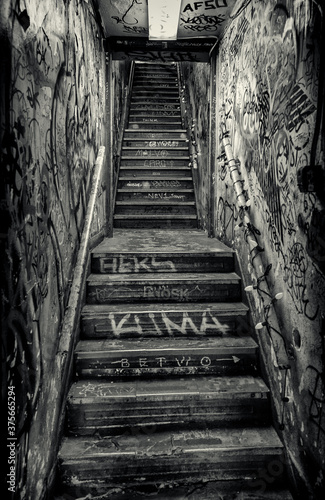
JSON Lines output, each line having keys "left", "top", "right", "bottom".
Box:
{"left": 54, "top": 229, "right": 294, "bottom": 500}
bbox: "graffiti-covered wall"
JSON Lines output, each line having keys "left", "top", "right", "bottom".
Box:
{"left": 0, "top": 0, "right": 107, "bottom": 498}
{"left": 181, "top": 62, "right": 211, "bottom": 229}
{"left": 215, "top": 0, "right": 324, "bottom": 497}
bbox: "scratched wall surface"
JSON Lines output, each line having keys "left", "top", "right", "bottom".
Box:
{"left": 215, "top": 0, "right": 324, "bottom": 496}
{"left": 181, "top": 62, "right": 210, "bottom": 230}
{"left": 0, "top": 0, "right": 107, "bottom": 498}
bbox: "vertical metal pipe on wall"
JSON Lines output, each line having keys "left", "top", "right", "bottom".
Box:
{"left": 208, "top": 48, "right": 217, "bottom": 238}
{"left": 106, "top": 50, "right": 114, "bottom": 237}
{"left": 112, "top": 61, "right": 135, "bottom": 212}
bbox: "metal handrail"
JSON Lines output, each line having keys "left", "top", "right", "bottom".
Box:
{"left": 112, "top": 61, "right": 135, "bottom": 212}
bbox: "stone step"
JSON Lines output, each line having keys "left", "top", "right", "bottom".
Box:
{"left": 133, "top": 78, "right": 178, "bottom": 85}
{"left": 135, "top": 69, "right": 177, "bottom": 74}
{"left": 134, "top": 72, "right": 177, "bottom": 78}
{"left": 132, "top": 86, "right": 179, "bottom": 93}
{"left": 121, "top": 146, "right": 188, "bottom": 156}
{"left": 123, "top": 129, "right": 187, "bottom": 139}
{"left": 54, "top": 482, "right": 294, "bottom": 500}
{"left": 116, "top": 190, "right": 195, "bottom": 202}
{"left": 135, "top": 63, "right": 177, "bottom": 69}
{"left": 129, "top": 110, "right": 182, "bottom": 117}
{"left": 113, "top": 216, "right": 198, "bottom": 229}
{"left": 114, "top": 203, "right": 197, "bottom": 217}
{"left": 131, "top": 96, "right": 181, "bottom": 103}
{"left": 134, "top": 68, "right": 177, "bottom": 75}
{"left": 123, "top": 140, "right": 187, "bottom": 149}
{"left": 90, "top": 229, "right": 235, "bottom": 274}
{"left": 134, "top": 72, "right": 177, "bottom": 77}
{"left": 132, "top": 87, "right": 179, "bottom": 94}
{"left": 119, "top": 167, "right": 192, "bottom": 178}
{"left": 66, "top": 375, "right": 270, "bottom": 436}
{"left": 86, "top": 272, "right": 241, "bottom": 305}
{"left": 130, "top": 106, "right": 181, "bottom": 115}
{"left": 59, "top": 427, "right": 285, "bottom": 493}
{"left": 120, "top": 157, "right": 189, "bottom": 166}
{"left": 128, "top": 121, "right": 183, "bottom": 129}
{"left": 74, "top": 336, "right": 258, "bottom": 378}
{"left": 130, "top": 96, "right": 180, "bottom": 103}
{"left": 91, "top": 249, "right": 233, "bottom": 274}
{"left": 81, "top": 302, "right": 250, "bottom": 339}
{"left": 130, "top": 104, "right": 181, "bottom": 112}
{"left": 118, "top": 178, "right": 194, "bottom": 189}
{"left": 123, "top": 138, "right": 186, "bottom": 149}
{"left": 128, "top": 117, "right": 182, "bottom": 126}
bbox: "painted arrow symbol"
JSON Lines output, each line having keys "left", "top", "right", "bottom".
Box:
{"left": 216, "top": 356, "right": 241, "bottom": 363}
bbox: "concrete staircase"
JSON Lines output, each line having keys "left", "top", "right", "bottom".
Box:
{"left": 114, "top": 62, "right": 197, "bottom": 229}
{"left": 57, "top": 229, "right": 293, "bottom": 499}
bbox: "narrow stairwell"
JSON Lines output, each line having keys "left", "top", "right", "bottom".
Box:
{"left": 114, "top": 62, "right": 197, "bottom": 229}
{"left": 56, "top": 63, "right": 293, "bottom": 499}
{"left": 57, "top": 229, "right": 293, "bottom": 499}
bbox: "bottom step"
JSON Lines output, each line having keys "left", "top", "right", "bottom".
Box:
{"left": 58, "top": 427, "right": 286, "bottom": 495}
{"left": 114, "top": 215, "right": 197, "bottom": 229}
{"left": 54, "top": 484, "right": 293, "bottom": 500}
{"left": 66, "top": 376, "right": 270, "bottom": 436}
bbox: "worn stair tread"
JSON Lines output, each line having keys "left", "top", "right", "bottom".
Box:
{"left": 87, "top": 272, "right": 240, "bottom": 284}
{"left": 116, "top": 201, "right": 195, "bottom": 206}
{"left": 131, "top": 94, "right": 180, "bottom": 98}
{"left": 133, "top": 82, "right": 178, "bottom": 85}
{"left": 115, "top": 209, "right": 197, "bottom": 216}
{"left": 75, "top": 338, "right": 257, "bottom": 376}
{"left": 117, "top": 183, "right": 193, "bottom": 189}
{"left": 128, "top": 113, "right": 181, "bottom": 118}
{"left": 82, "top": 302, "right": 248, "bottom": 316}
{"left": 60, "top": 426, "right": 283, "bottom": 459}
{"left": 129, "top": 106, "right": 181, "bottom": 111}
{"left": 68, "top": 375, "right": 269, "bottom": 402}
{"left": 118, "top": 177, "right": 191, "bottom": 180}
{"left": 122, "top": 146, "right": 188, "bottom": 151}
{"left": 117, "top": 188, "right": 194, "bottom": 192}
{"left": 93, "top": 230, "right": 234, "bottom": 254}
{"left": 122, "top": 141, "right": 186, "bottom": 147}
{"left": 134, "top": 73, "right": 177, "bottom": 77}
{"left": 132, "top": 88, "right": 179, "bottom": 92}
{"left": 75, "top": 335, "right": 257, "bottom": 356}
{"left": 134, "top": 76, "right": 177, "bottom": 80}
{"left": 81, "top": 302, "right": 250, "bottom": 338}
{"left": 119, "top": 166, "right": 191, "bottom": 169}
{"left": 128, "top": 116, "right": 181, "bottom": 119}
{"left": 132, "top": 90, "right": 179, "bottom": 94}
{"left": 125, "top": 129, "right": 187, "bottom": 133}
{"left": 128, "top": 115, "right": 181, "bottom": 118}
{"left": 133, "top": 78, "right": 178, "bottom": 82}
{"left": 134, "top": 76, "right": 177, "bottom": 79}
{"left": 114, "top": 214, "right": 197, "bottom": 220}
{"left": 128, "top": 122, "right": 182, "bottom": 126}
{"left": 129, "top": 114, "right": 182, "bottom": 117}
{"left": 56, "top": 485, "right": 294, "bottom": 500}
{"left": 66, "top": 376, "right": 270, "bottom": 434}
{"left": 130, "top": 99, "right": 181, "bottom": 104}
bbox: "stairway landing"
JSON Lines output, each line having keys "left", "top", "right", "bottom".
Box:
{"left": 93, "top": 228, "right": 232, "bottom": 255}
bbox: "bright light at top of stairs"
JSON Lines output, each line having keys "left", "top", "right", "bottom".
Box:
{"left": 148, "top": 0, "right": 182, "bottom": 40}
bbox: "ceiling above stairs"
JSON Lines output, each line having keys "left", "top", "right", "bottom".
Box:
{"left": 95, "top": 0, "right": 240, "bottom": 61}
